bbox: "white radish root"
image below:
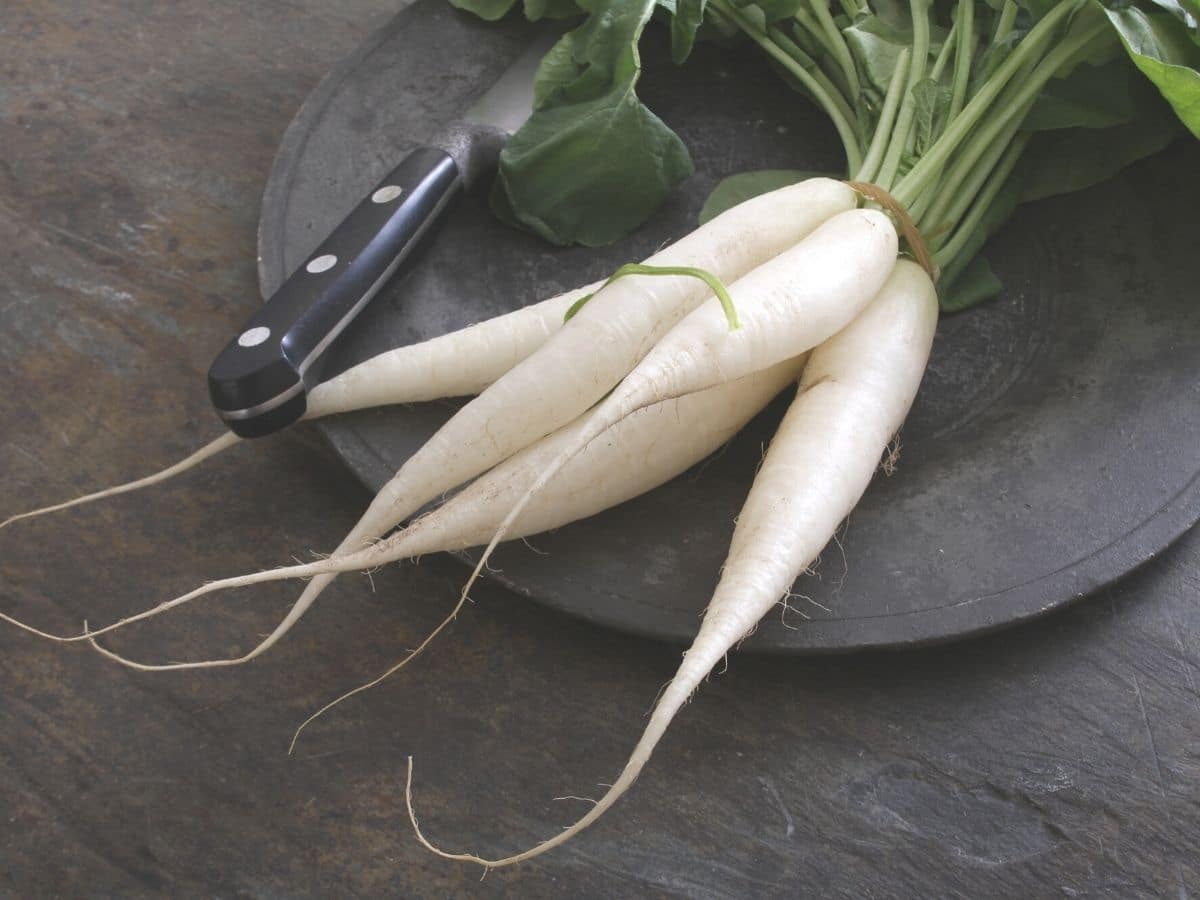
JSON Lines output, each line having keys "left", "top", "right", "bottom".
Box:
{"left": 407, "top": 259, "right": 938, "bottom": 867}
{"left": 304, "top": 279, "right": 601, "bottom": 417}
{"left": 71, "top": 357, "right": 802, "bottom": 659}
{"left": 0, "top": 280, "right": 601, "bottom": 532}
{"left": 457, "top": 207, "right": 899, "bottom": 617}
{"left": 0, "top": 432, "right": 241, "bottom": 532}
{"left": 281, "top": 356, "right": 807, "bottom": 747}
{"left": 91, "top": 179, "right": 855, "bottom": 671}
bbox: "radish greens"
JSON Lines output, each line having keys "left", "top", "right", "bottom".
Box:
{"left": 457, "top": 0, "right": 1198, "bottom": 308}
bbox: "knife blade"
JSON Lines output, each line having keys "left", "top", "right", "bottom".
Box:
{"left": 207, "top": 28, "right": 560, "bottom": 438}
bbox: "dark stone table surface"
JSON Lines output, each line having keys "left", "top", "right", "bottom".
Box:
{"left": 1, "top": 2, "right": 1197, "bottom": 897}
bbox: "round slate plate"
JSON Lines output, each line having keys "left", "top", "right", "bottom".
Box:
{"left": 258, "top": 0, "right": 1200, "bottom": 652}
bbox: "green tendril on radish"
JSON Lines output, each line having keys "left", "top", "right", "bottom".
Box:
{"left": 565, "top": 263, "right": 741, "bottom": 330}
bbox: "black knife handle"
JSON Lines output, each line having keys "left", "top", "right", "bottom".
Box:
{"left": 208, "top": 147, "right": 461, "bottom": 438}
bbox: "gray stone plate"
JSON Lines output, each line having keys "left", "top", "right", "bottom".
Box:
{"left": 258, "top": 0, "right": 1200, "bottom": 652}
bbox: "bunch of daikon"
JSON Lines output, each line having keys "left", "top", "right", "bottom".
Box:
{"left": 3, "top": 178, "right": 934, "bottom": 863}
{"left": 6, "top": 0, "right": 1198, "bottom": 867}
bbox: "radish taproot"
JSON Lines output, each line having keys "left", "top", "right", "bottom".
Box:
{"left": 303, "top": 278, "right": 603, "bottom": 416}
{"left": 64, "top": 178, "right": 856, "bottom": 670}
{"left": 78, "top": 356, "right": 805, "bottom": 663}
{"left": 457, "top": 207, "right": 898, "bottom": 611}
{"left": 0, "top": 279, "right": 602, "bottom": 531}
{"left": 4, "top": 178, "right": 850, "bottom": 657}
{"left": 407, "top": 259, "right": 939, "bottom": 867}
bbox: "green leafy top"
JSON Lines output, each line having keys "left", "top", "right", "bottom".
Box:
{"left": 479, "top": 0, "right": 694, "bottom": 246}
{"left": 451, "top": 0, "right": 1199, "bottom": 308}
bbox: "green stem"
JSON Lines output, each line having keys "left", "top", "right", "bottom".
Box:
{"left": 920, "top": 15, "right": 1109, "bottom": 222}
{"left": 993, "top": 0, "right": 1018, "bottom": 45}
{"left": 786, "top": 18, "right": 826, "bottom": 61}
{"left": 892, "top": 0, "right": 1080, "bottom": 207}
{"left": 916, "top": 17, "right": 959, "bottom": 167}
{"left": 766, "top": 22, "right": 817, "bottom": 68}
{"left": 716, "top": 0, "right": 863, "bottom": 173}
{"left": 930, "top": 16, "right": 958, "bottom": 83}
{"left": 565, "top": 264, "right": 742, "bottom": 330}
{"left": 920, "top": 47, "right": 1039, "bottom": 233}
{"left": 792, "top": 6, "right": 854, "bottom": 98}
{"left": 933, "top": 133, "right": 1030, "bottom": 267}
{"left": 905, "top": 179, "right": 936, "bottom": 223}
{"left": 978, "top": 1, "right": 1020, "bottom": 84}
{"left": 808, "top": 0, "right": 861, "bottom": 103}
{"left": 948, "top": 0, "right": 974, "bottom": 122}
{"left": 875, "top": 0, "right": 930, "bottom": 190}
{"left": 793, "top": 5, "right": 837, "bottom": 59}
{"left": 923, "top": 105, "right": 1026, "bottom": 242}
{"left": 768, "top": 25, "right": 863, "bottom": 144}
{"left": 853, "top": 48, "right": 911, "bottom": 183}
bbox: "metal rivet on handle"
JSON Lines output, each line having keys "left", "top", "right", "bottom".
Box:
{"left": 238, "top": 326, "right": 271, "bottom": 348}
{"left": 306, "top": 253, "right": 337, "bottom": 274}
{"left": 371, "top": 185, "right": 404, "bottom": 203}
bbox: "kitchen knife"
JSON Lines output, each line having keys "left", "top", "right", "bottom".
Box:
{"left": 207, "top": 29, "right": 559, "bottom": 438}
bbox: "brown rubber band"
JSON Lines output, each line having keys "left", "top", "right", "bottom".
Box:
{"left": 845, "top": 181, "right": 938, "bottom": 284}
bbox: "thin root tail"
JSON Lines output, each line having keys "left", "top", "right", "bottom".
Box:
{"left": 0, "top": 432, "right": 240, "bottom": 531}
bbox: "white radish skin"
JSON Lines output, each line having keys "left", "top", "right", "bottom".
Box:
{"left": 304, "top": 280, "right": 601, "bottom": 417}
{"left": 343, "top": 179, "right": 857, "bottom": 531}
{"left": 81, "top": 357, "right": 805, "bottom": 660}
{"left": 106, "top": 179, "right": 856, "bottom": 671}
{"left": 282, "top": 355, "right": 793, "bottom": 749}
{"left": 460, "top": 208, "right": 898, "bottom": 610}
{"left": 0, "top": 432, "right": 241, "bottom": 531}
{"left": 409, "top": 260, "right": 939, "bottom": 868}
{"left": 400, "top": 357, "right": 804, "bottom": 552}
{"left": 0, "top": 281, "right": 601, "bottom": 532}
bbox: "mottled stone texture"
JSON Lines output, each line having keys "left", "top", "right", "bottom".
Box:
{"left": 0, "top": 2, "right": 1198, "bottom": 898}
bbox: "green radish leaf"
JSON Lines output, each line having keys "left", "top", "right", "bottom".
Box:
{"left": 871, "top": 0, "right": 917, "bottom": 31}
{"left": 1143, "top": 0, "right": 1199, "bottom": 39}
{"left": 524, "top": 0, "right": 583, "bottom": 20}
{"left": 1024, "top": 58, "right": 1140, "bottom": 130}
{"left": 532, "top": 36, "right": 585, "bottom": 108}
{"left": 939, "top": 255, "right": 1004, "bottom": 313}
{"left": 671, "top": 0, "right": 707, "bottom": 62}
{"left": 1102, "top": 4, "right": 1200, "bottom": 137}
{"left": 529, "top": 0, "right": 656, "bottom": 106}
{"left": 1060, "top": 1, "right": 1127, "bottom": 69}
{"left": 698, "top": 170, "right": 833, "bottom": 223}
{"left": 912, "top": 78, "right": 952, "bottom": 154}
{"left": 486, "top": 168, "right": 525, "bottom": 230}
{"left": 491, "top": 0, "right": 693, "bottom": 245}
{"left": 1017, "top": 96, "right": 1181, "bottom": 201}
{"left": 449, "top": 0, "right": 519, "bottom": 21}
{"left": 494, "top": 81, "right": 693, "bottom": 246}
{"left": 844, "top": 14, "right": 911, "bottom": 95}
